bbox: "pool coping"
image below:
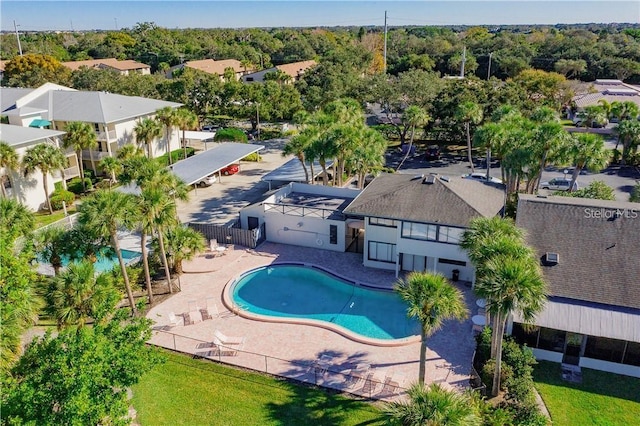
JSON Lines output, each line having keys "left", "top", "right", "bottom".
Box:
{"left": 222, "top": 262, "right": 422, "bottom": 347}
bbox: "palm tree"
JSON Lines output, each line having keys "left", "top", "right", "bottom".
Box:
{"left": 138, "top": 187, "right": 177, "bottom": 302}
{"left": 532, "top": 122, "right": 572, "bottom": 192}
{"left": 0, "top": 141, "right": 19, "bottom": 199}
{"left": 455, "top": 102, "right": 484, "bottom": 173}
{"left": 614, "top": 120, "right": 640, "bottom": 164}
{"left": 44, "top": 260, "right": 120, "bottom": 329}
{"left": 78, "top": 190, "right": 139, "bottom": 314}
{"left": 283, "top": 133, "right": 312, "bottom": 183}
{"left": 567, "top": 133, "right": 609, "bottom": 192}
{"left": 174, "top": 108, "right": 198, "bottom": 160}
{"left": 397, "top": 105, "right": 430, "bottom": 171}
{"left": 477, "top": 254, "right": 546, "bottom": 396}
{"left": 395, "top": 272, "right": 468, "bottom": 386}
{"left": 0, "top": 197, "right": 35, "bottom": 244}
{"left": 116, "top": 144, "right": 144, "bottom": 161}
{"left": 347, "top": 127, "right": 387, "bottom": 189}
{"left": 385, "top": 383, "right": 482, "bottom": 426}
{"left": 582, "top": 105, "right": 607, "bottom": 128}
{"left": 163, "top": 224, "right": 206, "bottom": 275}
{"left": 155, "top": 106, "right": 179, "bottom": 165}
{"left": 36, "top": 225, "right": 68, "bottom": 276}
{"left": 611, "top": 100, "right": 640, "bottom": 122}
{"left": 22, "top": 143, "right": 67, "bottom": 215}
{"left": 62, "top": 121, "right": 98, "bottom": 192}
{"left": 473, "top": 123, "right": 503, "bottom": 183}
{"left": 134, "top": 118, "right": 163, "bottom": 159}
{"left": 100, "top": 156, "right": 122, "bottom": 188}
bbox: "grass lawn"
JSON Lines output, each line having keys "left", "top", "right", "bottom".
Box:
{"left": 131, "top": 350, "right": 385, "bottom": 426}
{"left": 533, "top": 361, "right": 640, "bottom": 426}
{"left": 34, "top": 208, "right": 77, "bottom": 228}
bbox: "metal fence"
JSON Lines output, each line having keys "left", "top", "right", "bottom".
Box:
{"left": 189, "top": 222, "right": 265, "bottom": 249}
{"left": 150, "top": 328, "right": 408, "bottom": 401}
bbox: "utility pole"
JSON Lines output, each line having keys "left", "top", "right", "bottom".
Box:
{"left": 460, "top": 46, "right": 466, "bottom": 78}
{"left": 114, "top": 18, "right": 118, "bottom": 30}
{"left": 383, "top": 11, "right": 388, "bottom": 74}
{"left": 256, "top": 102, "right": 260, "bottom": 141}
{"left": 487, "top": 52, "right": 493, "bottom": 80}
{"left": 13, "top": 20, "right": 23, "bottom": 56}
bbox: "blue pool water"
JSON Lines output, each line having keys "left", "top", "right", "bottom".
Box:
{"left": 41, "top": 249, "right": 141, "bottom": 273}
{"left": 231, "top": 265, "right": 420, "bottom": 340}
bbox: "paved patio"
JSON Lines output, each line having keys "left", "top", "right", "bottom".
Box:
{"left": 147, "top": 242, "right": 480, "bottom": 401}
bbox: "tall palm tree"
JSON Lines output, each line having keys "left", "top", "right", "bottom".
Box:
{"left": 611, "top": 100, "right": 639, "bottom": 122}
{"left": 62, "top": 121, "right": 98, "bottom": 192}
{"left": 473, "top": 123, "right": 503, "bottom": 183}
{"left": 43, "top": 260, "right": 120, "bottom": 329}
{"left": 395, "top": 272, "right": 468, "bottom": 386}
{"left": 174, "top": 108, "right": 198, "bottom": 160}
{"left": 283, "top": 133, "right": 312, "bottom": 183}
{"left": 155, "top": 106, "right": 179, "bottom": 165}
{"left": 385, "top": 383, "right": 482, "bottom": 426}
{"left": 0, "top": 141, "right": 19, "bottom": 199}
{"left": 22, "top": 143, "right": 66, "bottom": 215}
{"left": 134, "top": 118, "right": 163, "bottom": 159}
{"left": 163, "top": 224, "right": 206, "bottom": 275}
{"left": 100, "top": 156, "right": 122, "bottom": 188}
{"left": 532, "top": 122, "right": 572, "bottom": 192}
{"left": 347, "top": 127, "right": 387, "bottom": 189}
{"left": 397, "top": 105, "right": 430, "bottom": 171}
{"left": 116, "top": 144, "right": 144, "bottom": 161}
{"left": 78, "top": 190, "right": 139, "bottom": 314}
{"left": 0, "top": 197, "right": 35, "bottom": 243}
{"left": 567, "top": 133, "right": 609, "bottom": 192}
{"left": 455, "top": 101, "right": 484, "bottom": 173}
{"left": 477, "top": 254, "right": 546, "bottom": 396}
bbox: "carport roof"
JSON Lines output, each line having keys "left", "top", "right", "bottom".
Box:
{"left": 261, "top": 157, "right": 334, "bottom": 182}
{"left": 170, "top": 142, "right": 264, "bottom": 186}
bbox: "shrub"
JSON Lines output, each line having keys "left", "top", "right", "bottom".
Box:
{"left": 242, "top": 152, "right": 261, "bottom": 162}
{"left": 630, "top": 183, "right": 640, "bottom": 202}
{"left": 49, "top": 189, "right": 75, "bottom": 211}
{"left": 83, "top": 169, "right": 94, "bottom": 181}
{"left": 214, "top": 128, "right": 247, "bottom": 142}
{"left": 67, "top": 177, "right": 93, "bottom": 194}
{"left": 156, "top": 148, "right": 195, "bottom": 166}
{"left": 257, "top": 128, "right": 282, "bottom": 140}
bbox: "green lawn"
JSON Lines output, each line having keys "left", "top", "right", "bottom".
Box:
{"left": 34, "top": 208, "right": 77, "bottom": 228}
{"left": 131, "top": 351, "right": 385, "bottom": 426}
{"left": 533, "top": 361, "right": 640, "bottom": 426}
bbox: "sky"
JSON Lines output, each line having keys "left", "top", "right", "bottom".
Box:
{"left": 1, "top": 1, "right": 638, "bottom": 32}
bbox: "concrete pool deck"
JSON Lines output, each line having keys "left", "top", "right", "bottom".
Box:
{"left": 147, "top": 242, "right": 480, "bottom": 401}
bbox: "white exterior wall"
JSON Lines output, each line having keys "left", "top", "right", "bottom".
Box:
{"left": 241, "top": 68, "right": 275, "bottom": 83}
{"left": 531, "top": 348, "right": 564, "bottom": 363}
{"left": 580, "top": 357, "right": 640, "bottom": 378}
{"left": 262, "top": 212, "right": 345, "bottom": 251}
{"left": 362, "top": 222, "right": 398, "bottom": 271}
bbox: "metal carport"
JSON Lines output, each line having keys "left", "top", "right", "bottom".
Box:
{"left": 170, "top": 142, "right": 264, "bottom": 186}
{"left": 261, "top": 157, "right": 334, "bottom": 190}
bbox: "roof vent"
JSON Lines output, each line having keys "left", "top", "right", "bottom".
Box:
{"left": 411, "top": 174, "right": 424, "bottom": 181}
{"left": 545, "top": 252, "right": 559, "bottom": 264}
{"left": 423, "top": 175, "right": 436, "bottom": 185}
{"left": 440, "top": 176, "right": 450, "bottom": 182}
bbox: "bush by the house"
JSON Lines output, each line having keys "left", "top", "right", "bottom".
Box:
{"left": 257, "top": 128, "right": 283, "bottom": 140}
{"left": 214, "top": 128, "right": 247, "bottom": 142}
{"left": 242, "top": 152, "right": 261, "bottom": 162}
{"left": 67, "top": 177, "right": 93, "bottom": 194}
{"left": 49, "top": 189, "right": 75, "bottom": 211}
{"left": 157, "top": 148, "right": 195, "bottom": 166}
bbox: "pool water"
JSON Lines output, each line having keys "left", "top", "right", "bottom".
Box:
{"left": 231, "top": 265, "right": 420, "bottom": 340}
{"left": 40, "top": 248, "right": 141, "bottom": 274}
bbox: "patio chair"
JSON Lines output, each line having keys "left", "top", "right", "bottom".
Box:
{"left": 184, "top": 310, "right": 203, "bottom": 326}
{"left": 345, "top": 363, "right": 370, "bottom": 388}
{"left": 209, "top": 239, "right": 218, "bottom": 251}
{"left": 200, "top": 297, "right": 219, "bottom": 320}
{"left": 314, "top": 354, "right": 334, "bottom": 375}
{"left": 213, "top": 329, "right": 246, "bottom": 347}
{"left": 380, "top": 374, "right": 399, "bottom": 395}
{"left": 168, "top": 311, "right": 183, "bottom": 327}
{"left": 359, "top": 372, "right": 378, "bottom": 396}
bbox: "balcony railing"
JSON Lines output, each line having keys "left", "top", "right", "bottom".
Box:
{"left": 81, "top": 150, "right": 111, "bottom": 161}
{"left": 263, "top": 202, "right": 345, "bottom": 221}
{"left": 95, "top": 129, "right": 117, "bottom": 141}
{"left": 52, "top": 166, "right": 80, "bottom": 180}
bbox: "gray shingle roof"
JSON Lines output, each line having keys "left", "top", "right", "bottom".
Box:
{"left": 0, "top": 123, "right": 65, "bottom": 147}
{"left": 1, "top": 87, "right": 181, "bottom": 124}
{"left": 343, "top": 173, "right": 505, "bottom": 226}
{"left": 516, "top": 194, "right": 640, "bottom": 309}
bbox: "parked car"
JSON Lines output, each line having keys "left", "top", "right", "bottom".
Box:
{"left": 462, "top": 172, "right": 503, "bottom": 184}
{"left": 220, "top": 164, "right": 240, "bottom": 176}
{"left": 425, "top": 145, "right": 441, "bottom": 161}
{"left": 540, "top": 178, "right": 578, "bottom": 191}
{"left": 195, "top": 174, "right": 217, "bottom": 187}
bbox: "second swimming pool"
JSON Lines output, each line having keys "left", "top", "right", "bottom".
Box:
{"left": 229, "top": 264, "right": 420, "bottom": 341}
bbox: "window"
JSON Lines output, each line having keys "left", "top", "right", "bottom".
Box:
{"left": 402, "top": 222, "right": 437, "bottom": 241}
{"left": 438, "top": 226, "right": 464, "bottom": 244}
{"left": 511, "top": 323, "right": 539, "bottom": 348}
{"left": 438, "top": 258, "right": 466, "bottom": 266}
{"left": 368, "top": 241, "right": 396, "bottom": 263}
{"left": 623, "top": 342, "right": 640, "bottom": 366}
{"left": 369, "top": 217, "right": 397, "bottom": 228}
{"left": 246, "top": 77, "right": 254, "bottom": 81}
{"left": 537, "top": 327, "right": 566, "bottom": 352}
{"left": 585, "top": 336, "right": 626, "bottom": 363}
{"left": 329, "top": 225, "right": 337, "bottom": 245}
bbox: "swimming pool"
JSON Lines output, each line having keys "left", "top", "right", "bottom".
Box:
{"left": 228, "top": 264, "right": 420, "bottom": 344}
{"left": 39, "top": 248, "right": 141, "bottom": 274}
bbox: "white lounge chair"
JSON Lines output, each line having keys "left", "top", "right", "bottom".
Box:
{"left": 213, "top": 329, "right": 245, "bottom": 347}
{"left": 200, "top": 297, "right": 219, "bottom": 320}
{"left": 345, "top": 363, "right": 371, "bottom": 388}
{"left": 168, "top": 312, "right": 183, "bottom": 327}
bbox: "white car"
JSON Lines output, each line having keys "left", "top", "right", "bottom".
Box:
{"left": 540, "top": 178, "right": 578, "bottom": 191}
{"left": 194, "top": 174, "right": 217, "bottom": 187}
{"left": 462, "top": 172, "right": 503, "bottom": 184}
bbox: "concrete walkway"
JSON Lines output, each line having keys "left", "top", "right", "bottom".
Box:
{"left": 147, "top": 242, "right": 481, "bottom": 402}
